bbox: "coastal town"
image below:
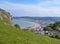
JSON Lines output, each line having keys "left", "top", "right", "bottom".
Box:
{"left": 14, "top": 17, "right": 60, "bottom": 39}
{"left": 22, "top": 20, "right": 52, "bottom": 35}
{"left": 1, "top": 0, "right": 60, "bottom": 43}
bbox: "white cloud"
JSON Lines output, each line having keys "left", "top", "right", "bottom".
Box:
{"left": 0, "top": 0, "right": 60, "bottom": 17}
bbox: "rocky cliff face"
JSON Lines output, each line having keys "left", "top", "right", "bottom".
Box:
{"left": 0, "top": 8, "right": 12, "bottom": 25}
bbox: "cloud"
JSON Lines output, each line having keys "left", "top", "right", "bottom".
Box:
{"left": 38, "top": 0, "right": 60, "bottom": 7}
{"left": 0, "top": 0, "right": 60, "bottom": 17}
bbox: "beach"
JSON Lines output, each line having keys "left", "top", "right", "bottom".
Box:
{"left": 22, "top": 20, "right": 41, "bottom": 30}
{"left": 13, "top": 19, "right": 41, "bottom": 30}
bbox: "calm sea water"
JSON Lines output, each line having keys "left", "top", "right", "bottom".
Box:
{"left": 12, "top": 19, "right": 31, "bottom": 28}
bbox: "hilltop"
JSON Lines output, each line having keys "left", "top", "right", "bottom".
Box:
{"left": 0, "top": 9, "right": 60, "bottom": 44}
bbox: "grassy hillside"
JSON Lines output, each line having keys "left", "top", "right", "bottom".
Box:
{"left": 0, "top": 9, "right": 60, "bottom": 44}
{"left": 0, "top": 22, "right": 60, "bottom": 44}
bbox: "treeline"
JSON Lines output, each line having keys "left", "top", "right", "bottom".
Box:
{"left": 44, "top": 21, "right": 60, "bottom": 39}
{"left": 44, "top": 21, "right": 60, "bottom": 31}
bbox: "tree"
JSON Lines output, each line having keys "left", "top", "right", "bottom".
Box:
{"left": 44, "top": 27, "right": 53, "bottom": 31}
{"left": 48, "top": 24, "right": 54, "bottom": 28}
{"left": 14, "top": 24, "right": 20, "bottom": 29}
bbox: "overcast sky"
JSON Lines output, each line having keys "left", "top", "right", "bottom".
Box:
{"left": 0, "top": 0, "right": 60, "bottom": 17}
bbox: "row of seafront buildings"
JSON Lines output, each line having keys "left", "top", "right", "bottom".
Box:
{"left": 24, "top": 25, "right": 60, "bottom": 36}
{"left": 23, "top": 22, "right": 47, "bottom": 35}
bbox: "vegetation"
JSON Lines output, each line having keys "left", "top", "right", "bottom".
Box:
{"left": 0, "top": 22, "right": 60, "bottom": 44}
{"left": 0, "top": 9, "right": 60, "bottom": 44}
{"left": 14, "top": 24, "right": 20, "bottom": 29}
{"left": 44, "top": 21, "right": 60, "bottom": 31}
{"left": 44, "top": 26, "right": 53, "bottom": 31}
{"left": 50, "top": 34, "right": 60, "bottom": 39}
{"left": 44, "top": 21, "right": 60, "bottom": 39}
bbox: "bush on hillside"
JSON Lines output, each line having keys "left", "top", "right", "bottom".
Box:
{"left": 44, "top": 21, "right": 60, "bottom": 31}
{"left": 50, "top": 34, "right": 60, "bottom": 39}
{"left": 14, "top": 24, "right": 20, "bottom": 29}
{"left": 44, "top": 27, "right": 53, "bottom": 31}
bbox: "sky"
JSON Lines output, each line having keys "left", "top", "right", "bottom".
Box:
{"left": 0, "top": 0, "right": 60, "bottom": 17}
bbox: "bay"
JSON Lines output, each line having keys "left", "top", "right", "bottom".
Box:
{"left": 12, "top": 19, "right": 32, "bottom": 28}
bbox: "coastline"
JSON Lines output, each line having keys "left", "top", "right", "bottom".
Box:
{"left": 20, "top": 20, "right": 41, "bottom": 29}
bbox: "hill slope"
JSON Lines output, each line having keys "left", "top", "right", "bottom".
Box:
{"left": 0, "top": 21, "right": 60, "bottom": 44}
{"left": 0, "top": 9, "right": 60, "bottom": 44}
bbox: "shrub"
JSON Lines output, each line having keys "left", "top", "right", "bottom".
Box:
{"left": 44, "top": 27, "right": 53, "bottom": 31}
{"left": 14, "top": 24, "right": 20, "bottom": 29}
{"left": 50, "top": 34, "right": 60, "bottom": 39}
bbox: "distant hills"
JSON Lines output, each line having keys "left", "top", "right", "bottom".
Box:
{"left": 13, "top": 16, "right": 60, "bottom": 21}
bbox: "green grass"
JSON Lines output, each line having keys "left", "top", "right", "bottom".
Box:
{"left": 0, "top": 21, "right": 60, "bottom": 44}
{"left": 0, "top": 13, "right": 60, "bottom": 44}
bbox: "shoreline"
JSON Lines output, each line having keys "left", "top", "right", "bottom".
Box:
{"left": 20, "top": 20, "right": 41, "bottom": 29}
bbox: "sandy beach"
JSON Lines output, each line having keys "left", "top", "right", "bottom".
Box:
{"left": 21, "top": 20, "right": 41, "bottom": 29}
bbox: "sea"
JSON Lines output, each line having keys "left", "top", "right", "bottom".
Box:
{"left": 12, "top": 19, "right": 32, "bottom": 28}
